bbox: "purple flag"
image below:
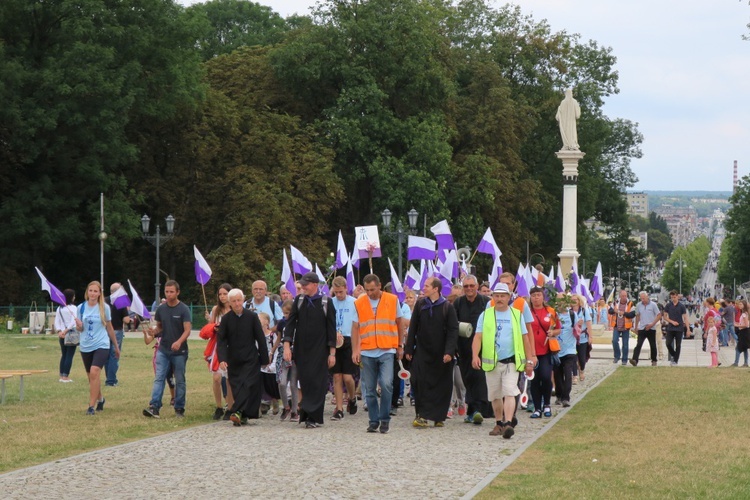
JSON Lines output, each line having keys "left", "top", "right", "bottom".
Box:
{"left": 194, "top": 245, "right": 212, "bottom": 285}
{"left": 438, "top": 251, "right": 456, "bottom": 296}
{"left": 315, "top": 264, "right": 329, "bottom": 295}
{"left": 476, "top": 227, "right": 502, "bottom": 261}
{"left": 35, "top": 267, "right": 67, "bottom": 307}
{"left": 407, "top": 235, "right": 437, "bottom": 261}
{"left": 290, "top": 245, "right": 312, "bottom": 275}
{"left": 403, "top": 265, "right": 421, "bottom": 291}
{"left": 590, "top": 262, "right": 604, "bottom": 301}
{"left": 515, "top": 263, "right": 530, "bottom": 298}
{"left": 570, "top": 261, "right": 580, "bottom": 295}
{"left": 488, "top": 255, "right": 503, "bottom": 289}
{"left": 281, "top": 249, "right": 297, "bottom": 298}
{"left": 110, "top": 285, "right": 131, "bottom": 309}
{"left": 345, "top": 259, "right": 356, "bottom": 295}
{"left": 127, "top": 280, "right": 151, "bottom": 320}
{"left": 334, "top": 230, "right": 349, "bottom": 270}
{"left": 555, "top": 263, "right": 565, "bottom": 293}
{"left": 388, "top": 258, "right": 406, "bottom": 303}
{"left": 430, "top": 220, "right": 455, "bottom": 251}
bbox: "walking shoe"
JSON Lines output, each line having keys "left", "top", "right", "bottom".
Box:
{"left": 347, "top": 398, "right": 358, "bottom": 415}
{"left": 389, "top": 407, "right": 398, "bottom": 416}
{"left": 412, "top": 417, "right": 429, "bottom": 428}
{"left": 260, "top": 402, "right": 270, "bottom": 415}
{"left": 230, "top": 411, "right": 243, "bottom": 426}
{"left": 621, "top": 361, "right": 627, "bottom": 366}
{"left": 731, "top": 363, "right": 738, "bottom": 367}
{"left": 572, "top": 375, "right": 579, "bottom": 385}
{"left": 305, "top": 421, "right": 319, "bottom": 429}
{"left": 511, "top": 416, "right": 518, "bottom": 428}
{"left": 212, "top": 407, "right": 225, "bottom": 420}
{"left": 530, "top": 410, "right": 542, "bottom": 419}
{"left": 331, "top": 410, "right": 345, "bottom": 421}
{"left": 457, "top": 404, "right": 466, "bottom": 416}
{"left": 464, "top": 414, "right": 474, "bottom": 424}
{"left": 651, "top": 361, "right": 658, "bottom": 367}
{"left": 397, "top": 397, "right": 404, "bottom": 407}
{"left": 446, "top": 408, "right": 454, "bottom": 419}
{"left": 472, "top": 412, "right": 484, "bottom": 425}
{"left": 502, "top": 424, "right": 515, "bottom": 439}
{"left": 434, "top": 421, "right": 444, "bottom": 428}
{"left": 379, "top": 422, "right": 390, "bottom": 434}
{"left": 280, "top": 407, "right": 291, "bottom": 421}
{"left": 290, "top": 412, "right": 299, "bottom": 422}
{"left": 174, "top": 409, "right": 185, "bottom": 418}
{"left": 489, "top": 424, "right": 503, "bottom": 436}
{"left": 526, "top": 403, "right": 535, "bottom": 413}
{"left": 367, "top": 422, "right": 379, "bottom": 433}
{"left": 143, "top": 406, "right": 160, "bottom": 418}
{"left": 555, "top": 398, "right": 561, "bottom": 405}
{"left": 85, "top": 406, "right": 95, "bottom": 416}
{"left": 562, "top": 400, "right": 571, "bottom": 408}
{"left": 743, "top": 364, "right": 749, "bottom": 367}
{"left": 96, "top": 398, "right": 106, "bottom": 412}
{"left": 613, "top": 359, "right": 619, "bottom": 364}
{"left": 410, "top": 397, "right": 415, "bottom": 406}
{"left": 223, "top": 410, "right": 232, "bottom": 421}
{"left": 543, "top": 407, "right": 552, "bottom": 418}
{"left": 629, "top": 359, "right": 637, "bottom": 367}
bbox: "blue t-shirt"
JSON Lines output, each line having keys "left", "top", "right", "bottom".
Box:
{"left": 78, "top": 302, "right": 112, "bottom": 353}
{"left": 573, "top": 307, "right": 591, "bottom": 343}
{"left": 361, "top": 296, "right": 404, "bottom": 358}
{"left": 333, "top": 296, "right": 358, "bottom": 337}
{"left": 244, "top": 297, "right": 283, "bottom": 327}
{"left": 558, "top": 309, "right": 577, "bottom": 357}
{"left": 400, "top": 302, "right": 412, "bottom": 321}
{"left": 476, "top": 308, "right": 528, "bottom": 361}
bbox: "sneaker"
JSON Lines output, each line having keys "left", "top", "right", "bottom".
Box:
{"left": 347, "top": 398, "right": 358, "bottom": 415}
{"left": 367, "top": 422, "right": 379, "bottom": 433}
{"left": 175, "top": 409, "right": 185, "bottom": 418}
{"left": 222, "top": 410, "right": 232, "bottom": 421}
{"left": 464, "top": 415, "right": 474, "bottom": 424}
{"left": 543, "top": 407, "right": 552, "bottom": 418}
{"left": 105, "top": 382, "right": 118, "bottom": 387}
{"left": 389, "top": 407, "right": 398, "bottom": 416}
{"left": 621, "top": 361, "right": 627, "bottom": 366}
{"left": 230, "top": 411, "right": 243, "bottom": 427}
{"left": 526, "top": 403, "right": 535, "bottom": 413}
{"left": 502, "top": 424, "right": 515, "bottom": 439}
{"left": 457, "top": 404, "right": 466, "bottom": 416}
{"left": 489, "top": 424, "right": 503, "bottom": 436}
{"left": 280, "top": 407, "right": 291, "bottom": 421}
{"left": 511, "top": 416, "right": 518, "bottom": 428}
{"left": 331, "top": 410, "right": 344, "bottom": 421}
{"left": 670, "top": 361, "right": 677, "bottom": 366}
{"left": 446, "top": 408, "right": 454, "bottom": 419}
{"left": 530, "top": 410, "right": 542, "bottom": 419}
{"left": 260, "top": 402, "right": 270, "bottom": 415}
{"left": 96, "top": 398, "right": 105, "bottom": 412}
{"left": 305, "top": 421, "right": 319, "bottom": 429}
{"left": 213, "top": 407, "right": 225, "bottom": 421}
{"left": 731, "top": 363, "right": 738, "bottom": 367}
{"left": 143, "top": 406, "right": 160, "bottom": 419}
{"left": 290, "top": 412, "right": 299, "bottom": 423}
{"left": 397, "top": 397, "right": 404, "bottom": 407}
{"left": 555, "top": 399, "right": 561, "bottom": 405}
{"left": 651, "top": 361, "right": 658, "bottom": 367}
{"left": 434, "top": 421, "right": 444, "bottom": 428}
{"left": 572, "top": 375, "right": 579, "bottom": 385}
{"left": 85, "top": 406, "right": 95, "bottom": 416}
{"left": 629, "top": 359, "right": 637, "bottom": 367}
{"left": 379, "top": 422, "right": 390, "bottom": 434}
{"left": 410, "top": 397, "right": 415, "bottom": 406}
{"left": 613, "top": 359, "right": 619, "bottom": 364}
{"left": 562, "top": 400, "right": 571, "bottom": 408}
{"left": 472, "top": 412, "right": 484, "bottom": 425}
{"left": 412, "top": 417, "right": 429, "bottom": 428}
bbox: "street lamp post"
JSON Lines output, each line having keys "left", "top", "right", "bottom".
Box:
{"left": 528, "top": 253, "right": 546, "bottom": 268}
{"left": 381, "top": 208, "right": 419, "bottom": 279}
{"left": 141, "top": 214, "right": 175, "bottom": 305}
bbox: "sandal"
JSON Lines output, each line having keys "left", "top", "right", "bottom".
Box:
{"left": 530, "top": 410, "right": 542, "bottom": 419}
{"left": 543, "top": 407, "right": 552, "bottom": 418}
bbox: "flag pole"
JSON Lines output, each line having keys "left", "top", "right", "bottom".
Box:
{"left": 201, "top": 284, "right": 209, "bottom": 316}
{"left": 466, "top": 248, "right": 479, "bottom": 266}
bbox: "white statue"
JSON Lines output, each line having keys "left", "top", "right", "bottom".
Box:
{"left": 555, "top": 88, "right": 581, "bottom": 151}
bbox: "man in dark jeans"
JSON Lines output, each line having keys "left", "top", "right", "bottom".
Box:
{"left": 631, "top": 291, "right": 661, "bottom": 367}
{"left": 105, "top": 282, "right": 131, "bottom": 386}
{"left": 662, "top": 290, "right": 689, "bottom": 366}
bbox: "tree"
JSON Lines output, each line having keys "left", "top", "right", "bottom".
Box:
{"left": 720, "top": 175, "right": 750, "bottom": 287}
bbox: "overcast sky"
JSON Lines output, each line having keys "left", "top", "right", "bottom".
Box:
{"left": 179, "top": 0, "right": 750, "bottom": 192}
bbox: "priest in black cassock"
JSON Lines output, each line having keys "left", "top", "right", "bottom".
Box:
{"left": 405, "top": 276, "right": 459, "bottom": 427}
{"left": 217, "top": 288, "right": 269, "bottom": 426}
{"left": 282, "top": 272, "right": 336, "bottom": 428}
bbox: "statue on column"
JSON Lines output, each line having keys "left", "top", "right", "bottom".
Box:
{"left": 555, "top": 88, "right": 581, "bottom": 151}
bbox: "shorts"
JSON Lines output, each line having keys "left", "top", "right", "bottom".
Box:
{"left": 330, "top": 337, "right": 357, "bottom": 375}
{"left": 80, "top": 348, "right": 109, "bottom": 373}
{"left": 485, "top": 361, "right": 521, "bottom": 400}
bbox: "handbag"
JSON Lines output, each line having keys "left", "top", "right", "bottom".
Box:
{"left": 548, "top": 337, "right": 561, "bottom": 353}
{"left": 64, "top": 329, "right": 80, "bottom": 346}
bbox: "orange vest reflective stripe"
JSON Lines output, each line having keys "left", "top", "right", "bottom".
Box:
{"left": 355, "top": 292, "right": 399, "bottom": 350}
{"left": 609, "top": 301, "right": 634, "bottom": 329}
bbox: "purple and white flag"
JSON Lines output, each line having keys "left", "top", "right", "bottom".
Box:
{"left": 547, "top": 265, "right": 555, "bottom": 285}
{"left": 476, "top": 227, "right": 502, "bottom": 261}
{"left": 570, "top": 259, "right": 580, "bottom": 295}
{"left": 555, "top": 263, "right": 565, "bottom": 292}
{"left": 315, "top": 264, "right": 329, "bottom": 295}
{"left": 281, "top": 249, "right": 297, "bottom": 298}
{"left": 194, "top": 245, "right": 212, "bottom": 286}
{"left": 110, "top": 285, "right": 131, "bottom": 309}
{"left": 403, "top": 265, "right": 421, "bottom": 291}
{"left": 590, "top": 262, "right": 604, "bottom": 301}
{"left": 290, "top": 245, "right": 312, "bottom": 275}
{"left": 515, "top": 263, "right": 530, "bottom": 298}
{"left": 388, "top": 258, "right": 406, "bottom": 303}
{"left": 580, "top": 279, "right": 595, "bottom": 303}
{"left": 438, "top": 250, "right": 456, "bottom": 296}
{"left": 430, "top": 219, "right": 455, "bottom": 251}
{"left": 407, "top": 235, "right": 436, "bottom": 262}
{"left": 345, "top": 259, "right": 356, "bottom": 295}
{"left": 488, "top": 255, "right": 503, "bottom": 289}
{"left": 334, "top": 230, "right": 349, "bottom": 270}
{"left": 128, "top": 280, "right": 151, "bottom": 320}
{"left": 34, "top": 267, "right": 67, "bottom": 307}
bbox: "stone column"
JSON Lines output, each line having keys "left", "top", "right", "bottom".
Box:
{"left": 557, "top": 149, "right": 585, "bottom": 274}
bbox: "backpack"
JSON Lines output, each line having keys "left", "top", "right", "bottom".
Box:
{"left": 295, "top": 294, "right": 329, "bottom": 316}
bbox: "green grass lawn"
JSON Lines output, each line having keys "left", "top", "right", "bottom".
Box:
{"left": 0, "top": 334, "right": 216, "bottom": 473}
{"left": 478, "top": 367, "right": 750, "bottom": 499}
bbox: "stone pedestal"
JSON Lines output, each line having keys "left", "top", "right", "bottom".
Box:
{"left": 556, "top": 149, "right": 585, "bottom": 275}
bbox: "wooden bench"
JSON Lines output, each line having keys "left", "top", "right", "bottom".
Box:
{"left": 0, "top": 370, "right": 49, "bottom": 402}
{"left": 0, "top": 374, "right": 13, "bottom": 405}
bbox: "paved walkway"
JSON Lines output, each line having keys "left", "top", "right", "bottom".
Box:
{"left": 0, "top": 331, "right": 732, "bottom": 499}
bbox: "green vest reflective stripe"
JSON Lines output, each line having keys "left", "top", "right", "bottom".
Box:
{"left": 481, "top": 306, "right": 526, "bottom": 372}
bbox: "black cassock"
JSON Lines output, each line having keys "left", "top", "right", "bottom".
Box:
{"left": 405, "top": 297, "right": 459, "bottom": 422}
{"left": 217, "top": 310, "right": 269, "bottom": 419}
{"left": 453, "top": 294, "right": 493, "bottom": 417}
{"left": 283, "top": 294, "right": 336, "bottom": 425}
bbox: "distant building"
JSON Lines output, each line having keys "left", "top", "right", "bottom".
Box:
{"left": 626, "top": 192, "right": 649, "bottom": 218}
{"left": 653, "top": 204, "right": 698, "bottom": 247}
